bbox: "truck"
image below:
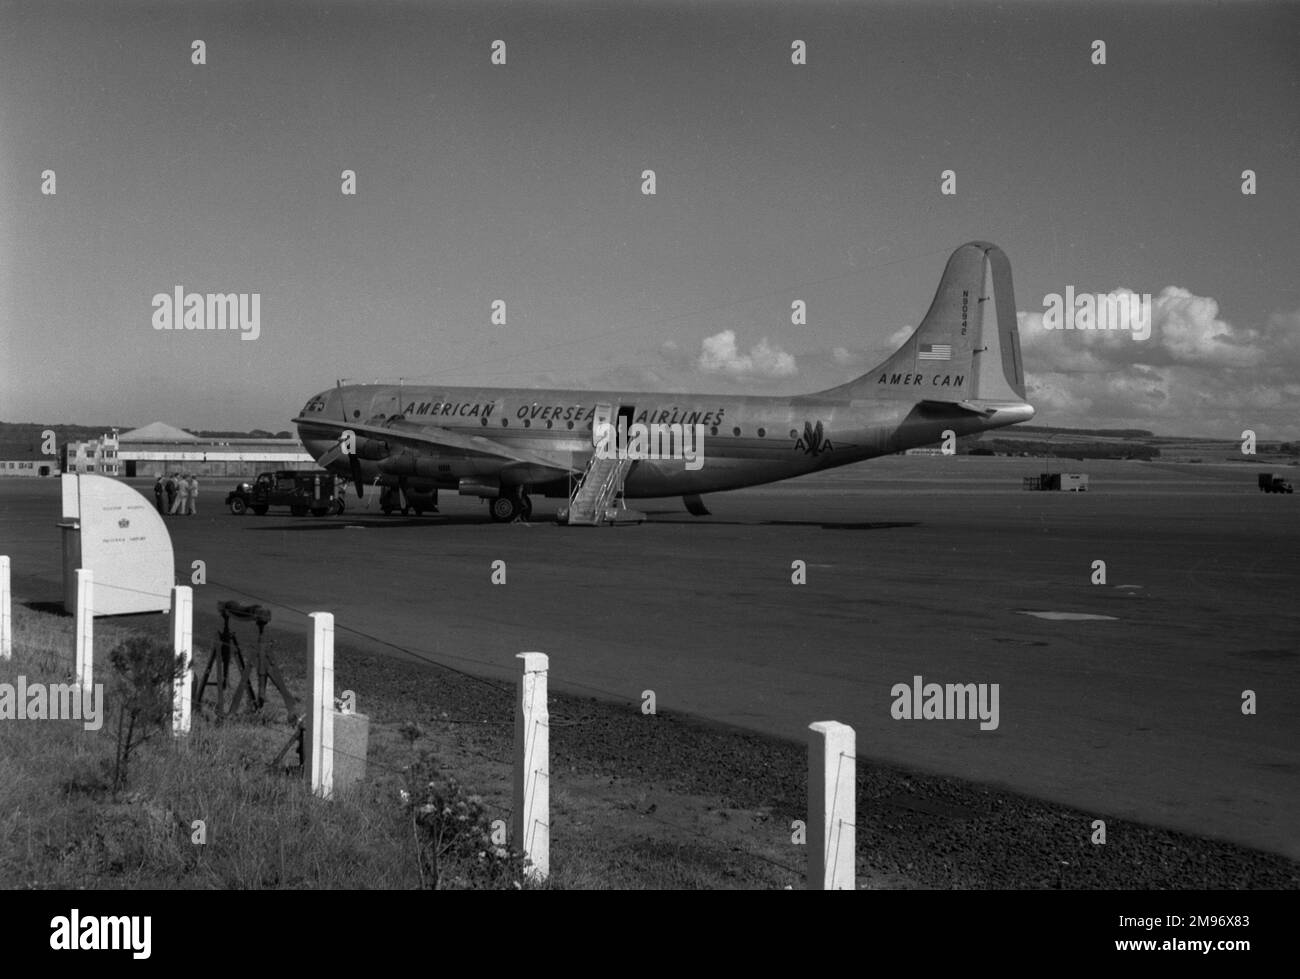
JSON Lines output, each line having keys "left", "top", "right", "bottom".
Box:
{"left": 1257, "top": 472, "right": 1294, "bottom": 494}
{"left": 1022, "top": 472, "right": 1089, "bottom": 492}
{"left": 226, "top": 470, "right": 345, "bottom": 516}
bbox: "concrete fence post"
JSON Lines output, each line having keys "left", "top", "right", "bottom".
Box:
{"left": 0, "top": 555, "right": 11, "bottom": 660}
{"left": 170, "top": 585, "right": 193, "bottom": 737}
{"left": 512, "top": 651, "right": 549, "bottom": 881}
{"left": 307, "top": 611, "right": 335, "bottom": 799}
{"left": 808, "top": 720, "right": 856, "bottom": 890}
{"left": 75, "top": 568, "right": 93, "bottom": 692}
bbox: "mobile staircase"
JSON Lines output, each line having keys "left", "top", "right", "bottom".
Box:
{"left": 559, "top": 454, "right": 640, "bottom": 525}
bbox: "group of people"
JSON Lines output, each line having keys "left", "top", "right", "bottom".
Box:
{"left": 154, "top": 472, "right": 200, "bottom": 515}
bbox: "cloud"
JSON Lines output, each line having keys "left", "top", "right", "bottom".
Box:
{"left": 1014, "top": 288, "right": 1300, "bottom": 438}
{"left": 1018, "top": 286, "right": 1266, "bottom": 371}
{"left": 697, "top": 330, "right": 797, "bottom": 378}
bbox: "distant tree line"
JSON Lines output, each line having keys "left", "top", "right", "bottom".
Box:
{"left": 1013, "top": 425, "right": 1155, "bottom": 439}
{"left": 967, "top": 440, "right": 1160, "bottom": 460}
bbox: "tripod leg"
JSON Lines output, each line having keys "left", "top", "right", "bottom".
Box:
{"left": 228, "top": 644, "right": 256, "bottom": 715}
{"left": 263, "top": 653, "right": 298, "bottom": 718}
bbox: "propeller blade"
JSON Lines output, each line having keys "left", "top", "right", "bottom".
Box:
{"left": 350, "top": 454, "right": 364, "bottom": 499}
{"left": 316, "top": 442, "right": 345, "bottom": 468}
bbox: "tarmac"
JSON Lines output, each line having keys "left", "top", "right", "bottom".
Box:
{"left": 2, "top": 455, "right": 1297, "bottom": 859}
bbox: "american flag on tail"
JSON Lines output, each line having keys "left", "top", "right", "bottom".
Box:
{"left": 918, "top": 343, "right": 952, "bottom": 361}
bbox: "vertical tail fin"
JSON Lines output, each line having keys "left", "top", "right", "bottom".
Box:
{"left": 819, "top": 241, "right": 1026, "bottom": 403}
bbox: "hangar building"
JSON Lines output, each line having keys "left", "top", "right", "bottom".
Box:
{"left": 66, "top": 422, "right": 316, "bottom": 478}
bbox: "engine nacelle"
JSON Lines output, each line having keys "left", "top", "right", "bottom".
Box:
{"left": 354, "top": 438, "right": 391, "bottom": 461}
{"left": 457, "top": 477, "right": 501, "bottom": 498}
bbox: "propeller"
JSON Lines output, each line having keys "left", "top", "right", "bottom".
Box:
{"left": 336, "top": 380, "right": 365, "bottom": 499}
{"left": 349, "top": 453, "right": 364, "bottom": 499}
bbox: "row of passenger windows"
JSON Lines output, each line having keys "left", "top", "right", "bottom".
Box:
{"left": 478, "top": 417, "right": 795, "bottom": 439}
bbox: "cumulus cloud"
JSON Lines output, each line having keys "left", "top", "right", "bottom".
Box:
{"left": 1018, "top": 286, "right": 1266, "bottom": 371}
{"left": 698, "top": 330, "right": 797, "bottom": 378}
{"left": 1014, "top": 286, "right": 1300, "bottom": 438}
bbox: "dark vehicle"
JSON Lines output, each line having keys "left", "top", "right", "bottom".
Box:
{"left": 226, "top": 470, "right": 345, "bottom": 516}
{"left": 1257, "top": 472, "right": 1294, "bottom": 494}
{"left": 378, "top": 483, "right": 439, "bottom": 516}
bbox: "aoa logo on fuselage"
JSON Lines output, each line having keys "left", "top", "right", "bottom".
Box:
{"left": 794, "top": 420, "right": 833, "bottom": 456}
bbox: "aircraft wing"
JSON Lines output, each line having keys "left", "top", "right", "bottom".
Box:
{"left": 293, "top": 414, "right": 582, "bottom": 476}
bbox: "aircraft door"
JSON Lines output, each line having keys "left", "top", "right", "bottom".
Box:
{"left": 592, "top": 403, "right": 613, "bottom": 448}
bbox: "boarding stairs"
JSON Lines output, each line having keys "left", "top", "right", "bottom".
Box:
{"left": 561, "top": 454, "right": 635, "bottom": 525}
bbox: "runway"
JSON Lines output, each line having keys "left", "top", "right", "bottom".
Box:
{"left": 3, "top": 456, "right": 1297, "bottom": 859}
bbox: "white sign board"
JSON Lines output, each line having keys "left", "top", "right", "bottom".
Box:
{"left": 61, "top": 474, "right": 174, "bottom": 615}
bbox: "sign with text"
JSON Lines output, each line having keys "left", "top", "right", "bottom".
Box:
{"left": 61, "top": 474, "right": 174, "bottom": 615}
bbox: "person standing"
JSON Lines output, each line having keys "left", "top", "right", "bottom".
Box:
{"left": 153, "top": 474, "right": 165, "bottom": 512}
{"left": 187, "top": 474, "right": 199, "bottom": 515}
{"left": 171, "top": 473, "right": 189, "bottom": 515}
{"left": 165, "top": 473, "right": 178, "bottom": 514}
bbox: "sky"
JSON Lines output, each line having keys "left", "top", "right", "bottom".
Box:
{"left": 1, "top": 0, "right": 1297, "bottom": 438}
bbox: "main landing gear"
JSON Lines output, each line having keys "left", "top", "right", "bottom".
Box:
{"left": 488, "top": 492, "right": 532, "bottom": 523}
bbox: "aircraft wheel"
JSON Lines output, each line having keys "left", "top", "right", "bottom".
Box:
{"left": 489, "top": 495, "right": 519, "bottom": 522}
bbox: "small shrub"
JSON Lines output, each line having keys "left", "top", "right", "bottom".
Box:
{"left": 401, "top": 754, "right": 530, "bottom": 890}
{"left": 107, "top": 634, "right": 186, "bottom": 795}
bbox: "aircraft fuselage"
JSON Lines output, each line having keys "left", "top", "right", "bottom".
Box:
{"left": 295, "top": 381, "right": 1021, "bottom": 499}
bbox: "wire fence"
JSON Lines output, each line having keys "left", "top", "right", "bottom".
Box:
{"left": 6, "top": 556, "right": 817, "bottom": 886}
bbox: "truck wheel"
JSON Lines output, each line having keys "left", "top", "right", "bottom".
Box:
{"left": 252, "top": 506, "right": 268, "bottom": 515}
{"left": 229, "top": 498, "right": 247, "bottom": 515}
{"left": 291, "top": 505, "right": 308, "bottom": 516}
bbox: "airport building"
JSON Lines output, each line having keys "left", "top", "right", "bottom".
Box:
{"left": 62, "top": 430, "right": 121, "bottom": 475}
{"left": 64, "top": 422, "right": 316, "bottom": 478}
{"left": 0, "top": 460, "right": 57, "bottom": 477}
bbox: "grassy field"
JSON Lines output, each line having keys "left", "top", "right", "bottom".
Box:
{"left": 0, "top": 601, "right": 804, "bottom": 890}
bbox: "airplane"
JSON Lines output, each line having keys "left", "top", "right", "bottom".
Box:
{"left": 293, "top": 240, "right": 1035, "bottom": 523}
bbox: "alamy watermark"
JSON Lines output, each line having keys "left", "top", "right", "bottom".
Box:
{"left": 50, "top": 909, "right": 150, "bottom": 959}
{"left": 151, "top": 287, "right": 261, "bottom": 340}
{"left": 890, "top": 674, "right": 999, "bottom": 731}
{"left": 594, "top": 418, "right": 706, "bottom": 471}
{"left": 0, "top": 676, "right": 104, "bottom": 731}
{"left": 1041, "top": 286, "right": 1151, "bottom": 341}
